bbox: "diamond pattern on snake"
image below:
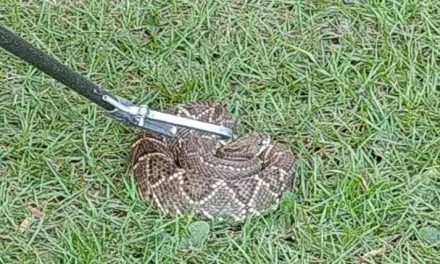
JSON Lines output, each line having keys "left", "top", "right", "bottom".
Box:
{"left": 129, "top": 101, "right": 296, "bottom": 221}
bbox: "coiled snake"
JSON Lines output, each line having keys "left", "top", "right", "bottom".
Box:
{"left": 129, "top": 102, "right": 296, "bottom": 221}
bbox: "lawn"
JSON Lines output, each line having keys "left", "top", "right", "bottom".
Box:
{"left": 1, "top": 0, "right": 440, "bottom": 263}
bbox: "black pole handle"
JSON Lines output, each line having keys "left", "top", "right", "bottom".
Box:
{"left": 0, "top": 25, "right": 115, "bottom": 110}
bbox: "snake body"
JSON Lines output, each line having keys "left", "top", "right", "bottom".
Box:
{"left": 129, "top": 102, "right": 296, "bottom": 221}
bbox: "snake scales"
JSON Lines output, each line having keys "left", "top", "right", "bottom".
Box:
{"left": 129, "top": 101, "right": 296, "bottom": 221}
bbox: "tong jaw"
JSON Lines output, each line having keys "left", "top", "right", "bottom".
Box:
{"left": 102, "top": 95, "right": 232, "bottom": 139}
{"left": 102, "top": 95, "right": 177, "bottom": 137}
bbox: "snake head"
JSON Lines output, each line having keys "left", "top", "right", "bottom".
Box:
{"left": 216, "top": 132, "right": 272, "bottom": 160}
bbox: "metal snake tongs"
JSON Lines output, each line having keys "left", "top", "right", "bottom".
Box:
{"left": 0, "top": 25, "right": 232, "bottom": 139}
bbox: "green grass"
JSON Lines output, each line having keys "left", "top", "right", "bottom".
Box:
{"left": 1, "top": 0, "right": 440, "bottom": 263}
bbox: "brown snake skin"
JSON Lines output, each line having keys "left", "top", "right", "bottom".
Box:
{"left": 129, "top": 101, "right": 296, "bottom": 221}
